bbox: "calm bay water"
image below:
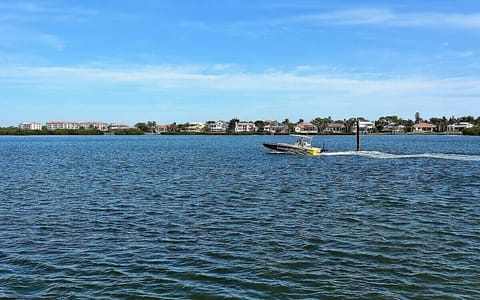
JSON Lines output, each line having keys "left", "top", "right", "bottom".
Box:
{"left": 1, "top": 135, "right": 480, "bottom": 299}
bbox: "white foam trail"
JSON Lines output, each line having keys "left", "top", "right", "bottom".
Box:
{"left": 322, "top": 151, "right": 480, "bottom": 161}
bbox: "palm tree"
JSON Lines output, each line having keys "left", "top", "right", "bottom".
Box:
{"left": 227, "top": 118, "right": 239, "bottom": 134}
{"left": 415, "top": 112, "right": 422, "bottom": 124}
{"left": 147, "top": 121, "right": 157, "bottom": 133}
{"left": 282, "top": 119, "right": 293, "bottom": 133}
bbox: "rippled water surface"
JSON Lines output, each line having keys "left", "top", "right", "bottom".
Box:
{"left": 1, "top": 135, "right": 480, "bottom": 299}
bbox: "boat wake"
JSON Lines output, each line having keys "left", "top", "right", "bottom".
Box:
{"left": 322, "top": 151, "right": 480, "bottom": 161}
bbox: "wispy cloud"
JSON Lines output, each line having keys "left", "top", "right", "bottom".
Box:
{"left": 178, "top": 8, "right": 480, "bottom": 41}
{"left": 0, "top": 1, "right": 100, "bottom": 26}
{"left": 0, "top": 2, "right": 57, "bottom": 13}
{"left": 292, "top": 9, "right": 395, "bottom": 26}
{"left": 186, "top": 8, "right": 480, "bottom": 32}
{"left": 35, "top": 33, "right": 64, "bottom": 51}
{"left": 0, "top": 25, "right": 64, "bottom": 51}
{"left": 455, "top": 51, "right": 474, "bottom": 58}
{"left": 393, "top": 12, "right": 480, "bottom": 28}
{"left": 0, "top": 2, "right": 88, "bottom": 52}
{"left": 0, "top": 1, "right": 98, "bottom": 17}
{"left": 1, "top": 64, "right": 478, "bottom": 123}
{"left": 2, "top": 64, "right": 480, "bottom": 97}
{"left": 283, "top": 9, "right": 480, "bottom": 29}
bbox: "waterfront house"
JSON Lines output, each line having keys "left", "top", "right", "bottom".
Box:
{"left": 264, "top": 121, "right": 288, "bottom": 134}
{"left": 154, "top": 124, "right": 170, "bottom": 133}
{"left": 235, "top": 121, "right": 257, "bottom": 133}
{"left": 79, "top": 121, "right": 109, "bottom": 131}
{"left": 294, "top": 122, "right": 318, "bottom": 134}
{"left": 108, "top": 123, "right": 132, "bottom": 131}
{"left": 206, "top": 121, "right": 227, "bottom": 133}
{"left": 184, "top": 122, "right": 206, "bottom": 133}
{"left": 382, "top": 122, "right": 406, "bottom": 134}
{"left": 18, "top": 122, "right": 42, "bottom": 130}
{"left": 324, "top": 123, "right": 345, "bottom": 134}
{"left": 447, "top": 122, "right": 473, "bottom": 133}
{"left": 46, "top": 121, "right": 79, "bottom": 130}
{"left": 412, "top": 122, "right": 436, "bottom": 133}
{"left": 351, "top": 121, "right": 375, "bottom": 134}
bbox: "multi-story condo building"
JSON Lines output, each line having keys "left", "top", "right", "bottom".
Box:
{"left": 46, "top": 121, "right": 79, "bottom": 130}
{"left": 79, "top": 121, "right": 109, "bottom": 131}
{"left": 18, "top": 122, "right": 42, "bottom": 130}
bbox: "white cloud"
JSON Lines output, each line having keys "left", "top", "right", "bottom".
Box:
{"left": 1, "top": 64, "right": 479, "bottom": 124}
{"left": 294, "top": 65, "right": 314, "bottom": 72}
{"left": 265, "top": 9, "right": 480, "bottom": 29}
{"left": 390, "top": 12, "right": 480, "bottom": 28}
{"left": 296, "top": 9, "right": 394, "bottom": 25}
{"left": 182, "top": 9, "right": 480, "bottom": 39}
{"left": 2, "top": 64, "right": 480, "bottom": 98}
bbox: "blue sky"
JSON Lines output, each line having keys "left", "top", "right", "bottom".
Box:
{"left": 1, "top": 0, "right": 480, "bottom": 126}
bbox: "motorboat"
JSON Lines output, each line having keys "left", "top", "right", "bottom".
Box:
{"left": 262, "top": 135, "right": 324, "bottom": 155}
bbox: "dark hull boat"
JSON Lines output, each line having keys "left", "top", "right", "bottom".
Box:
{"left": 262, "top": 135, "right": 324, "bottom": 155}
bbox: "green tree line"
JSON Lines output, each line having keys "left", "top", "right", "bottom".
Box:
{"left": 3, "top": 114, "right": 480, "bottom": 135}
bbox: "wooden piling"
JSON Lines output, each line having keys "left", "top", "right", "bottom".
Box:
{"left": 356, "top": 118, "right": 360, "bottom": 151}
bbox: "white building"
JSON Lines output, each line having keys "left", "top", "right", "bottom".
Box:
{"left": 352, "top": 121, "right": 375, "bottom": 133}
{"left": 46, "top": 121, "right": 79, "bottom": 130}
{"left": 206, "top": 121, "right": 227, "bottom": 133}
{"left": 18, "top": 122, "right": 42, "bottom": 130}
{"left": 235, "top": 121, "right": 256, "bottom": 133}
{"left": 108, "top": 123, "right": 131, "bottom": 130}
{"left": 79, "top": 121, "right": 109, "bottom": 131}
{"left": 447, "top": 122, "right": 473, "bottom": 133}
{"left": 185, "top": 122, "right": 206, "bottom": 133}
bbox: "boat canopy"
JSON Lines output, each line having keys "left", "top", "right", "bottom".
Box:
{"left": 292, "top": 135, "right": 313, "bottom": 147}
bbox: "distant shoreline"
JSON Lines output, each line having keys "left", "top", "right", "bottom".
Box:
{"left": 0, "top": 130, "right": 468, "bottom": 137}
